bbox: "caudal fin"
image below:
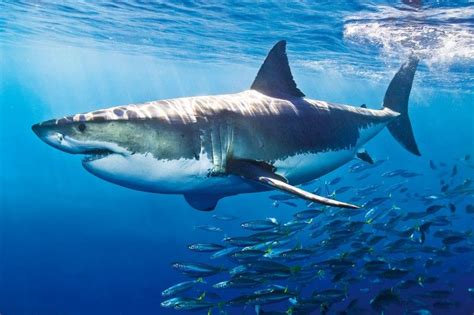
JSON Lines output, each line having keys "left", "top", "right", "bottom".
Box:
{"left": 383, "top": 55, "right": 421, "bottom": 156}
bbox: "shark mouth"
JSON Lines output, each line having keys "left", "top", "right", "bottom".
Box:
{"left": 81, "top": 148, "right": 117, "bottom": 162}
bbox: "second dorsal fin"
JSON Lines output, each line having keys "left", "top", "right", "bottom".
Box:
{"left": 250, "top": 40, "right": 305, "bottom": 98}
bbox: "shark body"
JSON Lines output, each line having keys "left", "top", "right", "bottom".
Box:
{"left": 32, "top": 41, "right": 420, "bottom": 210}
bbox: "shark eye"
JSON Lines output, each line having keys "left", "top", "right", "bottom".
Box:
{"left": 78, "top": 123, "right": 86, "bottom": 132}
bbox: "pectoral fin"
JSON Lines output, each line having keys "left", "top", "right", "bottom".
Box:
{"left": 258, "top": 176, "right": 359, "bottom": 209}
{"left": 184, "top": 194, "right": 223, "bottom": 211}
{"left": 226, "top": 158, "right": 359, "bottom": 209}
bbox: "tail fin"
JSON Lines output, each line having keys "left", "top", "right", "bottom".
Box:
{"left": 383, "top": 55, "right": 421, "bottom": 156}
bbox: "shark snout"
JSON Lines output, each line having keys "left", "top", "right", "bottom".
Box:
{"left": 31, "top": 123, "right": 45, "bottom": 138}
{"left": 32, "top": 121, "right": 130, "bottom": 158}
{"left": 32, "top": 122, "right": 79, "bottom": 154}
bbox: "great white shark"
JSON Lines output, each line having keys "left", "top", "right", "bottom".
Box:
{"left": 32, "top": 41, "right": 420, "bottom": 211}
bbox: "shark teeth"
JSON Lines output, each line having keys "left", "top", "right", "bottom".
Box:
{"left": 82, "top": 148, "right": 115, "bottom": 162}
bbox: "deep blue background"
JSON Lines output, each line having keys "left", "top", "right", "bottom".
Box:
{"left": 1, "top": 1, "right": 473, "bottom": 314}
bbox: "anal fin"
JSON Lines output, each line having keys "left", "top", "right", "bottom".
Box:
{"left": 356, "top": 149, "right": 374, "bottom": 164}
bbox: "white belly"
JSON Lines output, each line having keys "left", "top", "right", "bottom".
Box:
{"left": 82, "top": 152, "right": 256, "bottom": 195}
{"left": 275, "top": 123, "right": 387, "bottom": 184}
{"left": 274, "top": 149, "right": 355, "bottom": 184}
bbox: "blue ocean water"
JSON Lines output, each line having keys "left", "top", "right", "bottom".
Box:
{"left": 0, "top": 1, "right": 473, "bottom": 314}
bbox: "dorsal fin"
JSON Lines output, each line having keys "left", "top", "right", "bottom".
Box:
{"left": 251, "top": 40, "right": 305, "bottom": 98}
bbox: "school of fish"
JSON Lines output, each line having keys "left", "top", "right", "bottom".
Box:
{"left": 161, "top": 155, "right": 474, "bottom": 314}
